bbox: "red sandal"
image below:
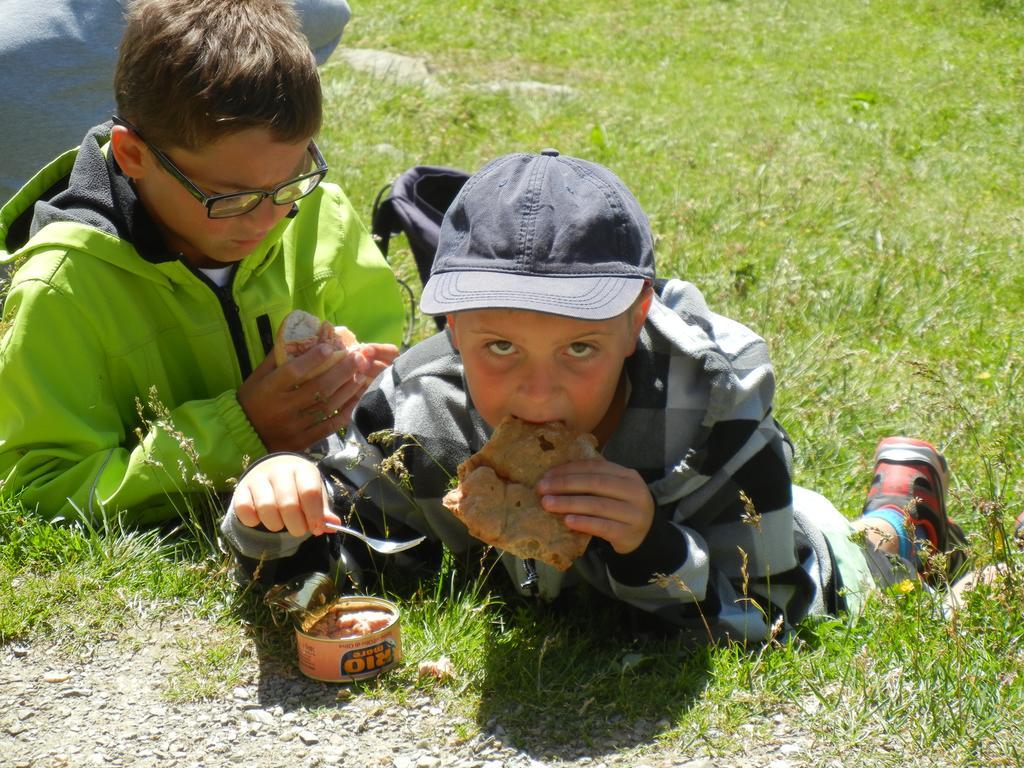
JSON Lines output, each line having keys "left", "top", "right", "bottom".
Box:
{"left": 862, "top": 437, "right": 968, "bottom": 582}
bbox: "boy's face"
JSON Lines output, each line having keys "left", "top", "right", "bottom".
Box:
{"left": 446, "top": 295, "right": 650, "bottom": 437}
{"left": 113, "top": 126, "right": 313, "bottom": 268}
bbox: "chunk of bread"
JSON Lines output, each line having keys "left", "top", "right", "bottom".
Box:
{"left": 442, "top": 416, "right": 599, "bottom": 571}
{"left": 273, "top": 309, "right": 359, "bottom": 380}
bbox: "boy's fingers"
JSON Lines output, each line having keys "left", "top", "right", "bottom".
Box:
{"left": 248, "top": 476, "right": 285, "bottom": 532}
{"left": 268, "top": 472, "right": 310, "bottom": 537}
{"left": 246, "top": 350, "right": 372, "bottom": 450}
{"left": 559, "top": 511, "right": 628, "bottom": 542}
{"left": 295, "top": 355, "right": 364, "bottom": 404}
{"left": 278, "top": 344, "right": 359, "bottom": 390}
{"left": 365, "top": 359, "right": 391, "bottom": 381}
{"left": 543, "top": 458, "right": 624, "bottom": 477}
{"left": 542, "top": 492, "right": 631, "bottom": 522}
{"left": 299, "top": 407, "right": 349, "bottom": 447}
{"left": 362, "top": 343, "right": 400, "bottom": 366}
{"left": 248, "top": 349, "right": 279, "bottom": 380}
{"left": 294, "top": 466, "right": 330, "bottom": 535}
{"left": 292, "top": 368, "right": 365, "bottom": 431}
{"left": 296, "top": 343, "right": 349, "bottom": 376}
{"left": 323, "top": 377, "right": 367, "bottom": 417}
{"left": 233, "top": 485, "right": 260, "bottom": 528}
{"left": 335, "top": 396, "right": 360, "bottom": 426}
{"left": 540, "top": 459, "right": 621, "bottom": 488}
{"left": 538, "top": 469, "right": 634, "bottom": 501}
{"left": 549, "top": 502, "right": 649, "bottom": 555}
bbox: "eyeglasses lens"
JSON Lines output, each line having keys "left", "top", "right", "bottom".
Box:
{"left": 209, "top": 193, "right": 263, "bottom": 219}
{"left": 274, "top": 175, "right": 321, "bottom": 205}
{"left": 205, "top": 159, "right": 325, "bottom": 219}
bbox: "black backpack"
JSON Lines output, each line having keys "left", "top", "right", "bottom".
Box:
{"left": 371, "top": 165, "right": 469, "bottom": 331}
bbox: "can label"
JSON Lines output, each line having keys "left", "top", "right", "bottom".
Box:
{"left": 340, "top": 639, "right": 397, "bottom": 677}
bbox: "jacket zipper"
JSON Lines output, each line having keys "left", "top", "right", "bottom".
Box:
{"left": 216, "top": 283, "right": 253, "bottom": 379}
{"left": 191, "top": 266, "right": 253, "bottom": 379}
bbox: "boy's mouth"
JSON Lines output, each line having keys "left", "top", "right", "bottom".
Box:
{"left": 515, "top": 416, "right": 566, "bottom": 427}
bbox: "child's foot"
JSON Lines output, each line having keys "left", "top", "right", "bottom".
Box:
{"left": 943, "top": 563, "right": 1006, "bottom": 615}
{"left": 861, "top": 436, "right": 968, "bottom": 583}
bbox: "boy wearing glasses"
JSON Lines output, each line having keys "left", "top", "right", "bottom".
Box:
{"left": 0, "top": 0, "right": 404, "bottom": 526}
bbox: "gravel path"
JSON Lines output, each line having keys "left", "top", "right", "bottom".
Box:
{"left": 1, "top": 613, "right": 818, "bottom": 768}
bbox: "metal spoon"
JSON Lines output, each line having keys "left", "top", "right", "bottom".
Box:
{"left": 323, "top": 521, "right": 426, "bottom": 555}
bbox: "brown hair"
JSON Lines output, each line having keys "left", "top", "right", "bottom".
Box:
{"left": 114, "top": 0, "right": 322, "bottom": 150}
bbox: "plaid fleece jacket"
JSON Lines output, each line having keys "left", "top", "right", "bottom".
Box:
{"left": 223, "top": 279, "right": 836, "bottom": 643}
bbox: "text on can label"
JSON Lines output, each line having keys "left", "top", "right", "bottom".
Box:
{"left": 341, "top": 640, "right": 396, "bottom": 675}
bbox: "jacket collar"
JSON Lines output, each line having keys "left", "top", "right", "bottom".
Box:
{"left": 28, "top": 121, "right": 180, "bottom": 264}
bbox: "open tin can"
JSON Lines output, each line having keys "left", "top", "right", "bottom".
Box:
{"left": 295, "top": 595, "right": 402, "bottom": 682}
{"left": 266, "top": 574, "right": 402, "bottom": 683}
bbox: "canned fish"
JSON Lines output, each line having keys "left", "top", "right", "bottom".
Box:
{"left": 295, "top": 596, "right": 402, "bottom": 682}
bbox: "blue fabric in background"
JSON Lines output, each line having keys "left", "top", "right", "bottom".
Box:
{"left": 0, "top": 0, "right": 351, "bottom": 204}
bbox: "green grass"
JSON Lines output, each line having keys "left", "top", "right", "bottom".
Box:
{"left": 3, "top": 0, "right": 1024, "bottom": 765}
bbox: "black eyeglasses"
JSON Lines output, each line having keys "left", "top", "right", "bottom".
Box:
{"left": 111, "top": 116, "right": 329, "bottom": 219}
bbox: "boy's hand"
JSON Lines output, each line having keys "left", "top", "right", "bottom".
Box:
{"left": 360, "top": 342, "right": 401, "bottom": 377}
{"left": 238, "top": 342, "right": 398, "bottom": 451}
{"left": 537, "top": 458, "right": 655, "bottom": 555}
{"left": 232, "top": 454, "right": 340, "bottom": 537}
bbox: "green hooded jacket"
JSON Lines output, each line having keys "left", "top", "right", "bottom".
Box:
{"left": 0, "top": 124, "right": 405, "bottom": 525}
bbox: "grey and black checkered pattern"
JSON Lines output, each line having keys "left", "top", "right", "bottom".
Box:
{"left": 224, "top": 279, "right": 837, "bottom": 643}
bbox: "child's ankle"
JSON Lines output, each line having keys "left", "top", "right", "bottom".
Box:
{"left": 857, "top": 507, "right": 914, "bottom": 561}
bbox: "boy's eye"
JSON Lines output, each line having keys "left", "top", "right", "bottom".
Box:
{"left": 487, "top": 340, "right": 516, "bottom": 356}
{"left": 567, "top": 342, "right": 595, "bottom": 358}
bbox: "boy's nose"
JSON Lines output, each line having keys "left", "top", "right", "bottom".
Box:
{"left": 247, "top": 195, "right": 281, "bottom": 229}
{"left": 518, "top": 361, "right": 558, "bottom": 402}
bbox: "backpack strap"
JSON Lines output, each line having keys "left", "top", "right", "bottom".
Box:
{"left": 370, "top": 180, "right": 400, "bottom": 260}
{"left": 369, "top": 181, "right": 415, "bottom": 347}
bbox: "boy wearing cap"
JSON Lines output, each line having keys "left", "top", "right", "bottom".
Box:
{"left": 0, "top": 0, "right": 403, "bottom": 527}
{"left": 222, "top": 151, "right": 966, "bottom": 641}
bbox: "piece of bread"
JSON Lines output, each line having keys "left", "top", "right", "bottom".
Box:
{"left": 442, "top": 416, "right": 599, "bottom": 571}
{"left": 273, "top": 309, "right": 359, "bottom": 379}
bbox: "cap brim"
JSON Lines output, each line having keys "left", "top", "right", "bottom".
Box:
{"left": 420, "top": 271, "right": 646, "bottom": 320}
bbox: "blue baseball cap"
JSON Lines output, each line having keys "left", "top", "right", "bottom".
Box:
{"left": 420, "top": 150, "right": 655, "bottom": 320}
